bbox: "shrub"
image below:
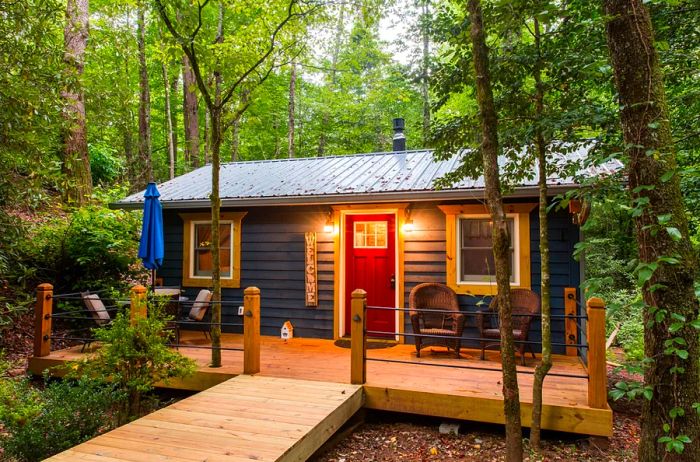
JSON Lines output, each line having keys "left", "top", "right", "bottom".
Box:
{"left": 19, "top": 205, "right": 144, "bottom": 292}
{"left": 69, "top": 302, "right": 196, "bottom": 422}
{"left": 0, "top": 356, "right": 120, "bottom": 462}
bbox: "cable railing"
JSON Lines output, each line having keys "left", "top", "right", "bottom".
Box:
{"left": 32, "top": 283, "right": 262, "bottom": 373}
{"left": 347, "top": 288, "right": 609, "bottom": 411}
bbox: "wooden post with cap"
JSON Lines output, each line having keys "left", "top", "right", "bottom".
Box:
{"left": 130, "top": 285, "right": 147, "bottom": 325}
{"left": 587, "top": 297, "right": 607, "bottom": 409}
{"left": 33, "top": 283, "right": 53, "bottom": 357}
{"left": 350, "top": 289, "right": 367, "bottom": 385}
{"left": 243, "top": 286, "right": 261, "bottom": 374}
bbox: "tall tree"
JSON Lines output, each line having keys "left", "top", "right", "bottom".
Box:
{"left": 156, "top": 0, "right": 309, "bottom": 367}
{"left": 467, "top": 1, "right": 522, "bottom": 460}
{"left": 137, "top": 0, "right": 152, "bottom": 186}
{"left": 317, "top": 2, "right": 344, "bottom": 156}
{"left": 183, "top": 54, "right": 200, "bottom": 169}
{"left": 62, "top": 0, "right": 93, "bottom": 205}
{"left": 420, "top": 0, "right": 430, "bottom": 145}
{"left": 529, "top": 14, "right": 551, "bottom": 451}
{"left": 603, "top": 1, "right": 700, "bottom": 460}
{"left": 288, "top": 60, "right": 296, "bottom": 158}
{"left": 160, "top": 32, "right": 176, "bottom": 180}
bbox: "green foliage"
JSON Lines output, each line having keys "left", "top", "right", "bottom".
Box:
{"left": 68, "top": 303, "right": 196, "bottom": 422}
{"left": 89, "top": 141, "right": 126, "bottom": 185}
{"left": 18, "top": 205, "right": 143, "bottom": 292}
{"left": 0, "top": 355, "right": 120, "bottom": 462}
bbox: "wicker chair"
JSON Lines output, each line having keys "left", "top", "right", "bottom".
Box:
{"left": 409, "top": 283, "right": 465, "bottom": 358}
{"left": 477, "top": 289, "right": 540, "bottom": 365}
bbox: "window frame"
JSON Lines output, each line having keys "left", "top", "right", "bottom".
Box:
{"left": 439, "top": 204, "right": 534, "bottom": 296}
{"left": 456, "top": 213, "right": 520, "bottom": 286}
{"left": 180, "top": 212, "right": 247, "bottom": 288}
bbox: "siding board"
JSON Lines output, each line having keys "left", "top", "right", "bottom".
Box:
{"left": 161, "top": 202, "right": 581, "bottom": 350}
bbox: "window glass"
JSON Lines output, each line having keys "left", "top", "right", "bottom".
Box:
{"left": 194, "top": 223, "right": 232, "bottom": 277}
{"left": 458, "top": 217, "right": 514, "bottom": 283}
{"left": 353, "top": 221, "right": 388, "bottom": 248}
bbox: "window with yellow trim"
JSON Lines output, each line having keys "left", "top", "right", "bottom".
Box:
{"left": 180, "top": 212, "right": 246, "bottom": 288}
{"left": 439, "top": 204, "right": 532, "bottom": 295}
{"left": 457, "top": 215, "right": 518, "bottom": 285}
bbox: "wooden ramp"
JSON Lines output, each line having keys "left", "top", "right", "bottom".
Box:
{"left": 46, "top": 375, "right": 363, "bottom": 462}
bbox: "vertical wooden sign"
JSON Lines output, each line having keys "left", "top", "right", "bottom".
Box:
{"left": 305, "top": 232, "right": 318, "bottom": 307}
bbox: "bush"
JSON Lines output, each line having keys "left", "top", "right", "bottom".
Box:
{"left": 19, "top": 205, "right": 144, "bottom": 292}
{"left": 0, "top": 356, "right": 120, "bottom": 462}
{"left": 69, "top": 302, "right": 196, "bottom": 422}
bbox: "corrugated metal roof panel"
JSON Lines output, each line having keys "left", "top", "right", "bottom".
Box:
{"left": 115, "top": 145, "right": 621, "bottom": 208}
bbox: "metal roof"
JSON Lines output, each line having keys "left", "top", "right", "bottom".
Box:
{"left": 114, "top": 145, "right": 620, "bottom": 209}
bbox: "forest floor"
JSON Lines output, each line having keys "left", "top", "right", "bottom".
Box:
{"left": 2, "top": 308, "right": 641, "bottom": 461}
{"left": 314, "top": 364, "right": 641, "bottom": 462}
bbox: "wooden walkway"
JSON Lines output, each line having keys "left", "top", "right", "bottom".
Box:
{"left": 30, "top": 332, "right": 612, "bottom": 437}
{"left": 45, "top": 375, "right": 363, "bottom": 462}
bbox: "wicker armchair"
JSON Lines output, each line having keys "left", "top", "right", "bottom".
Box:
{"left": 477, "top": 289, "right": 540, "bottom": 365}
{"left": 409, "top": 283, "right": 465, "bottom": 358}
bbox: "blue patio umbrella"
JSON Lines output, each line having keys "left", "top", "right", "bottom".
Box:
{"left": 138, "top": 182, "right": 165, "bottom": 290}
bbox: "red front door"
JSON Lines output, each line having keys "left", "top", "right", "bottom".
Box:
{"left": 344, "top": 214, "right": 396, "bottom": 337}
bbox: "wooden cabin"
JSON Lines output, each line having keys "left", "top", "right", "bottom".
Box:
{"left": 113, "top": 140, "right": 607, "bottom": 355}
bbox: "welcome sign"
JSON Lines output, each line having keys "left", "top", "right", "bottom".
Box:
{"left": 304, "top": 232, "right": 318, "bottom": 307}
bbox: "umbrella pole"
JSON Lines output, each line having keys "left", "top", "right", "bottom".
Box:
{"left": 152, "top": 269, "right": 156, "bottom": 293}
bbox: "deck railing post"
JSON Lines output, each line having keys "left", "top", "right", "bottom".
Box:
{"left": 350, "top": 289, "right": 367, "bottom": 385}
{"left": 586, "top": 297, "right": 607, "bottom": 409}
{"left": 130, "top": 285, "right": 147, "bottom": 325}
{"left": 33, "top": 283, "right": 53, "bottom": 357}
{"left": 243, "top": 286, "right": 261, "bottom": 374}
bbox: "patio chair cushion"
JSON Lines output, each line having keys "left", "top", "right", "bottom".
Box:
{"left": 189, "top": 289, "right": 212, "bottom": 321}
{"left": 81, "top": 293, "right": 110, "bottom": 326}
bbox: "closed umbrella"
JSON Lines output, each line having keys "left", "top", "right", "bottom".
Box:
{"left": 138, "top": 182, "right": 165, "bottom": 291}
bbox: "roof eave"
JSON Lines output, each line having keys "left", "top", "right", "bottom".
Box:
{"left": 110, "top": 184, "right": 577, "bottom": 210}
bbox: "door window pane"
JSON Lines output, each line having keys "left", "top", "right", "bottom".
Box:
{"left": 353, "top": 221, "right": 388, "bottom": 248}
{"left": 194, "top": 223, "right": 233, "bottom": 277}
{"left": 458, "top": 217, "right": 515, "bottom": 283}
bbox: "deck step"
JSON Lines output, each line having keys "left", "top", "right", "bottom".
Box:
{"left": 45, "top": 375, "right": 364, "bottom": 462}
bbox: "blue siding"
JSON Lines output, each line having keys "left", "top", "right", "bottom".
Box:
{"left": 161, "top": 201, "right": 581, "bottom": 354}
{"left": 402, "top": 202, "right": 580, "bottom": 354}
{"left": 160, "top": 207, "right": 335, "bottom": 339}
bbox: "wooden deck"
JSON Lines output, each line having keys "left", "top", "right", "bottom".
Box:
{"left": 29, "top": 331, "right": 613, "bottom": 437}
{"left": 45, "top": 375, "right": 363, "bottom": 462}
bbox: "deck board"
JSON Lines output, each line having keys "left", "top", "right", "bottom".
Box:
{"left": 30, "top": 332, "right": 612, "bottom": 437}
{"left": 45, "top": 375, "right": 363, "bottom": 462}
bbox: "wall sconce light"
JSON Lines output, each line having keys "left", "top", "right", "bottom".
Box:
{"left": 402, "top": 208, "right": 414, "bottom": 232}
{"left": 323, "top": 211, "right": 334, "bottom": 233}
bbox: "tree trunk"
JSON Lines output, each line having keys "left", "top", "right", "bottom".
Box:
{"left": 183, "top": 54, "right": 200, "bottom": 169}
{"left": 62, "top": 0, "right": 92, "bottom": 205}
{"left": 170, "top": 72, "right": 179, "bottom": 174}
{"left": 603, "top": 1, "right": 700, "bottom": 460}
{"left": 273, "top": 119, "right": 281, "bottom": 158}
{"left": 209, "top": 0, "right": 224, "bottom": 368}
{"left": 529, "top": 16, "right": 552, "bottom": 452}
{"left": 317, "top": 3, "right": 344, "bottom": 156}
{"left": 161, "top": 51, "right": 175, "bottom": 180}
{"left": 204, "top": 109, "right": 210, "bottom": 164}
{"left": 288, "top": 60, "right": 296, "bottom": 158}
{"left": 137, "top": 0, "right": 152, "bottom": 186}
{"left": 421, "top": 0, "right": 430, "bottom": 145}
{"left": 231, "top": 89, "right": 249, "bottom": 162}
{"left": 467, "top": 1, "right": 522, "bottom": 460}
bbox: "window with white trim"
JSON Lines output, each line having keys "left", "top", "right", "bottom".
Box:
{"left": 353, "top": 221, "right": 388, "bottom": 248}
